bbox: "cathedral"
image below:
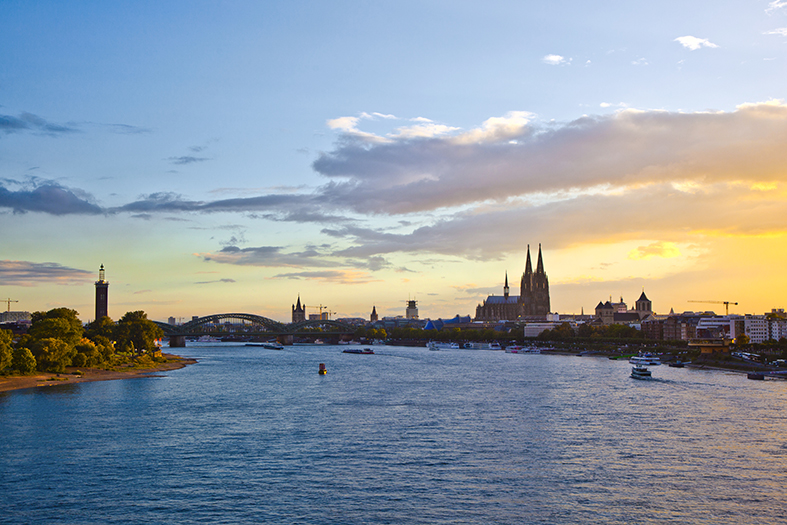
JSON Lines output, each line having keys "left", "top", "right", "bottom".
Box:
{"left": 475, "top": 244, "right": 551, "bottom": 321}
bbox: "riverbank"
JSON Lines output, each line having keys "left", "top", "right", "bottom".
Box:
{"left": 0, "top": 353, "right": 197, "bottom": 393}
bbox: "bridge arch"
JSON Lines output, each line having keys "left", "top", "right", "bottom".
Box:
{"left": 181, "top": 313, "right": 286, "bottom": 333}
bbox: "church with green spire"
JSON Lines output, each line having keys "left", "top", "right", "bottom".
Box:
{"left": 475, "top": 244, "right": 551, "bottom": 321}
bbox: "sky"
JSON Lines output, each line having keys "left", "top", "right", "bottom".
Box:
{"left": 2, "top": 0, "right": 787, "bottom": 323}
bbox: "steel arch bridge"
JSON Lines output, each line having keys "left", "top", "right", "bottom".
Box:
{"left": 154, "top": 313, "right": 355, "bottom": 338}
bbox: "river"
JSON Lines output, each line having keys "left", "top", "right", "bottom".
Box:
{"left": 2, "top": 343, "right": 786, "bottom": 524}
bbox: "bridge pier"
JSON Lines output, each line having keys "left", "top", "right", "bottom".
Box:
{"left": 169, "top": 335, "right": 186, "bottom": 348}
{"left": 278, "top": 335, "right": 294, "bottom": 346}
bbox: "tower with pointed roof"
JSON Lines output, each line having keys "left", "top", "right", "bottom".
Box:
{"left": 292, "top": 295, "right": 306, "bottom": 323}
{"left": 635, "top": 289, "right": 652, "bottom": 318}
{"left": 520, "top": 244, "right": 551, "bottom": 317}
{"left": 370, "top": 305, "right": 378, "bottom": 322}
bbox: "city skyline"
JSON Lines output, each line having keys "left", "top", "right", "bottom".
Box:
{"left": 2, "top": 1, "right": 787, "bottom": 322}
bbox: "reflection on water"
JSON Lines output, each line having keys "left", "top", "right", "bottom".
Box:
{"left": 2, "top": 344, "right": 787, "bottom": 524}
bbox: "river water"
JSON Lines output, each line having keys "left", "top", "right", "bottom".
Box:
{"left": 2, "top": 343, "right": 787, "bottom": 524}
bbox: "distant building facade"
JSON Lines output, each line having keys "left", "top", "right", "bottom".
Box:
{"left": 475, "top": 244, "right": 551, "bottom": 321}
{"left": 406, "top": 300, "right": 418, "bottom": 319}
{"left": 594, "top": 290, "right": 653, "bottom": 326}
{"left": 0, "top": 311, "right": 31, "bottom": 323}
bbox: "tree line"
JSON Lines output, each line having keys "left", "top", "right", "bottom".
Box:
{"left": 0, "top": 308, "right": 164, "bottom": 375}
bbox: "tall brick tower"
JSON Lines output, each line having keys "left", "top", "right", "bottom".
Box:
{"left": 95, "top": 264, "right": 109, "bottom": 320}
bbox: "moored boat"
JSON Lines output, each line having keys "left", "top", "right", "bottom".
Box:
{"left": 343, "top": 348, "right": 374, "bottom": 354}
{"left": 630, "top": 354, "right": 661, "bottom": 366}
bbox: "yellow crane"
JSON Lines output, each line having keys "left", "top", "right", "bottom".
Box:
{"left": 304, "top": 304, "right": 331, "bottom": 320}
{"left": 688, "top": 300, "right": 738, "bottom": 315}
{"left": 4, "top": 298, "right": 18, "bottom": 312}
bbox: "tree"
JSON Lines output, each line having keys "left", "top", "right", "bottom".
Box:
{"left": 28, "top": 308, "right": 83, "bottom": 348}
{"left": 32, "top": 337, "right": 76, "bottom": 373}
{"left": 74, "top": 338, "right": 105, "bottom": 367}
{"left": 0, "top": 329, "right": 13, "bottom": 372}
{"left": 736, "top": 334, "right": 750, "bottom": 346}
{"left": 11, "top": 347, "right": 37, "bottom": 374}
{"left": 115, "top": 311, "right": 164, "bottom": 354}
{"left": 86, "top": 316, "right": 115, "bottom": 341}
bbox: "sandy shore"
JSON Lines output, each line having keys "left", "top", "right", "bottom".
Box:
{"left": 0, "top": 353, "right": 198, "bottom": 393}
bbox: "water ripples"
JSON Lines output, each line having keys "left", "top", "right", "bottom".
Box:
{"left": 2, "top": 345, "right": 787, "bottom": 523}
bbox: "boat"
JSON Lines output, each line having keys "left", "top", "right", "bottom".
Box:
{"left": 668, "top": 360, "right": 686, "bottom": 368}
{"left": 631, "top": 365, "right": 652, "bottom": 379}
{"left": 488, "top": 342, "right": 502, "bottom": 350}
{"left": 343, "top": 348, "right": 374, "bottom": 354}
{"left": 427, "top": 341, "right": 460, "bottom": 350}
{"left": 246, "top": 341, "right": 284, "bottom": 350}
{"left": 520, "top": 346, "right": 541, "bottom": 354}
{"left": 505, "top": 345, "right": 523, "bottom": 353}
{"left": 197, "top": 335, "right": 221, "bottom": 343}
{"left": 630, "top": 354, "right": 661, "bottom": 366}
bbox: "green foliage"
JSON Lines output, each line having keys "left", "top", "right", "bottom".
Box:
{"left": 32, "top": 337, "right": 76, "bottom": 373}
{"left": 115, "top": 311, "right": 164, "bottom": 354}
{"left": 28, "top": 308, "right": 83, "bottom": 347}
{"left": 74, "top": 339, "right": 107, "bottom": 367}
{"left": 85, "top": 316, "right": 115, "bottom": 340}
{"left": 11, "top": 347, "right": 37, "bottom": 374}
{"left": 0, "top": 329, "right": 13, "bottom": 372}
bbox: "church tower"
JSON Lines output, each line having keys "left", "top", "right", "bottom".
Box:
{"left": 519, "top": 244, "right": 551, "bottom": 317}
{"left": 635, "top": 290, "right": 652, "bottom": 318}
{"left": 370, "top": 305, "right": 378, "bottom": 322}
{"left": 292, "top": 295, "right": 306, "bottom": 323}
{"left": 503, "top": 272, "right": 509, "bottom": 299}
{"left": 95, "top": 264, "right": 109, "bottom": 320}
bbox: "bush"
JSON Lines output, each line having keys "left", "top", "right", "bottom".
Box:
{"left": 12, "top": 347, "right": 37, "bottom": 374}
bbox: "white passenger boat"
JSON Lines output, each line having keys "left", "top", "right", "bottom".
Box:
{"left": 630, "top": 365, "right": 652, "bottom": 379}
{"left": 427, "top": 341, "right": 461, "bottom": 350}
{"left": 629, "top": 354, "right": 661, "bottom": 366}
{"left": 488, "top": 342, "right": 502, "bottom": 350}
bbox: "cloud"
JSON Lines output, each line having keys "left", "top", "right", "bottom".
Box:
{"left": 764, "top": 28, "right": 787, "bottom": 36}
{"left": 8, "top": 102, "right": 787, "bottom": 274}
{"left": 312, "top": 102, "right": 787, "bottom": 217}
{"left": 766, "top": 1, "right": 787, "bottom": 13}
{"left": 0, "top": 182, "right": 103, "bottom": 215}
{"left": 674, "top": 36, "right": 718, "bottom": 50}
{"left": 270, "top": 270, "right": 380, "bottom": 284}
{"left": 168, "top": 156, "right": 210, "bottom": 165}
{"left": 198, "top": 245, "right": 344, "bottom": 268}
{"left": 195, "top": 278, "right": 237, "bottom": 284}
{"left": 542, "top": 54, "right": 567, "bottom": 65}
{"left": 0, "top": 260, "right": 93, "bottom": 286}
{"left": 0, "top": 111, "right": 78, "bottom": 136}
{"left": 628, "top": 242, "right": 682, "bottom": 260}
{"left": 103, "top": 123, "right": 152, "bottom": 134}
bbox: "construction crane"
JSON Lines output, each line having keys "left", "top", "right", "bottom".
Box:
{"left": 304, "top": 304, "right": 331, "bottom": 320}
{"left": 4, "top": 298, "right": 18, "bottom": 312}
{"left": 688, "top": 300, "right": 738, "bottom": 315}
